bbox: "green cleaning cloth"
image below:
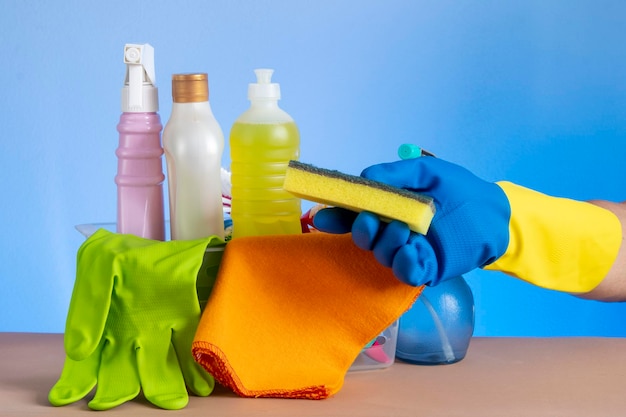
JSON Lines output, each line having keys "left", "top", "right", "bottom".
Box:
{"left": 49, "top": 228, "right": 223, "bottom": 410}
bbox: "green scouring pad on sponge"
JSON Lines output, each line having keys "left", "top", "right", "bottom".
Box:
{"left": 283, "top": 160, "right": 435, "bottom": 235}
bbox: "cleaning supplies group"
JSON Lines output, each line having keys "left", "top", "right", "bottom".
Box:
{"left": 116, "top": 43, "right": 301, "bottom": 241}
{"left": 108, "top": 43, "right": 413, "bottom": 406}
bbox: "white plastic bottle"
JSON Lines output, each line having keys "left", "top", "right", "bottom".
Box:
{"left": 230, "top": 69, "right": 301, "bottom": 238}
{"left": 163, "top": 73, "right": 224, "bottom": 240}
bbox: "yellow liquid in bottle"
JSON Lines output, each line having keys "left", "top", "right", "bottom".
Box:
{"left": 230, "top": 121, "right": 302, "bottom": 238}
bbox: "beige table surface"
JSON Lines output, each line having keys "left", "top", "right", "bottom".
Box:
{"left": 1, "top": 332, "right": 625, "bottom": 416}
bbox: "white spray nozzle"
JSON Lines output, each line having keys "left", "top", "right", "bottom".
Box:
{"left": 122, "top": 43, "right": 158, "bottom": 112}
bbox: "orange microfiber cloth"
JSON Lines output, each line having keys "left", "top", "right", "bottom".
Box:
{"left": 192, "top": 232, "right": 423, "bottom": 399}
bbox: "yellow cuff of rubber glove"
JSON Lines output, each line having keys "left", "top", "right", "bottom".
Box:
{"left": 484, "top": 181, "right": 622, "bottom": 293}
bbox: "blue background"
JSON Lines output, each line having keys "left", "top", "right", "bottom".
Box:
{"left": 2, "top": 0, "right": 626, "bottom": 336}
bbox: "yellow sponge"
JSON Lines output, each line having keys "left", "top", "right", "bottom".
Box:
{"left": 283, "top": 160, "right": 435, "bottom": 234}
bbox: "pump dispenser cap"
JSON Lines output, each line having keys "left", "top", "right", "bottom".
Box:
{"left": 248, "top": 69, "right": 281, "bottom": 100}
{"left": 121, "top": 43, "right": 159, "bottom": 112}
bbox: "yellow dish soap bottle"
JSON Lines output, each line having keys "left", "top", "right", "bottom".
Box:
{"left": 230, "top": 69, "right": 301, "bottom": 238}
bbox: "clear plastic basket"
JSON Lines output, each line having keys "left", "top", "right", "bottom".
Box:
{"left": 348, "top": 321, "right": 398, "bottom": 372}
{"left": 77, "top": 222, "right": 396, "bottom": 372}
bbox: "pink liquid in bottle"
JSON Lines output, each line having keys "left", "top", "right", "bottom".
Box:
{"left": 115, "top": 112, "right": 165, "bottom": 240}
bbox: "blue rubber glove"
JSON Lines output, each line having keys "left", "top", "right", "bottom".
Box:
{"left": 313, "top": 157, "right": 511, "bottom": 287}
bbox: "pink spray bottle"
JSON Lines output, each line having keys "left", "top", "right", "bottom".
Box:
{"left": 115, "top": 43, "right": 165, "bottom": 240}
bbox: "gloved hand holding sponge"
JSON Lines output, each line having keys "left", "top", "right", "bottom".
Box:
{"left": 313, "top": 156, "right": 623, "bottom": 295}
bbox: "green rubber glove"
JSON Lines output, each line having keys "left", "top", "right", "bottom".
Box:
{"left": 49, "top": 228, "right": 224, "bottom": 410}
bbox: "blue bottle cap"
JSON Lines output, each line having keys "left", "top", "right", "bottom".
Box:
{"left": 398, "top": 144, "right": 422, "bottom": 160}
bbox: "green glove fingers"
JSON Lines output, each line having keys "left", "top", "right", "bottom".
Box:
{"left": 172, "top": 325, "right": 215, "bottom": 397}
{"left": 64, "top": 232, "right": 116, "bottom": 360}
{"left": 137, "top": 334, "right": 189, "bottom": 410}
{"left": 48, "top": 342, "right": 100, "bottom": 406}
{"left": 88, "top": 337, "right": 141, "bottom": 411}
{"left": 50, "top": 229, "right": 224, "bottom": 410}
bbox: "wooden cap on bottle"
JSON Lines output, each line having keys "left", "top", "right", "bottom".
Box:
{"left": 171, "top": 73, "right": 209, "bottom": 103}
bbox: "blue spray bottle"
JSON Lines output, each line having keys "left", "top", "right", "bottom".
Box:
{"left": 395, "top": 144, "right": 475, "bottom": 365}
